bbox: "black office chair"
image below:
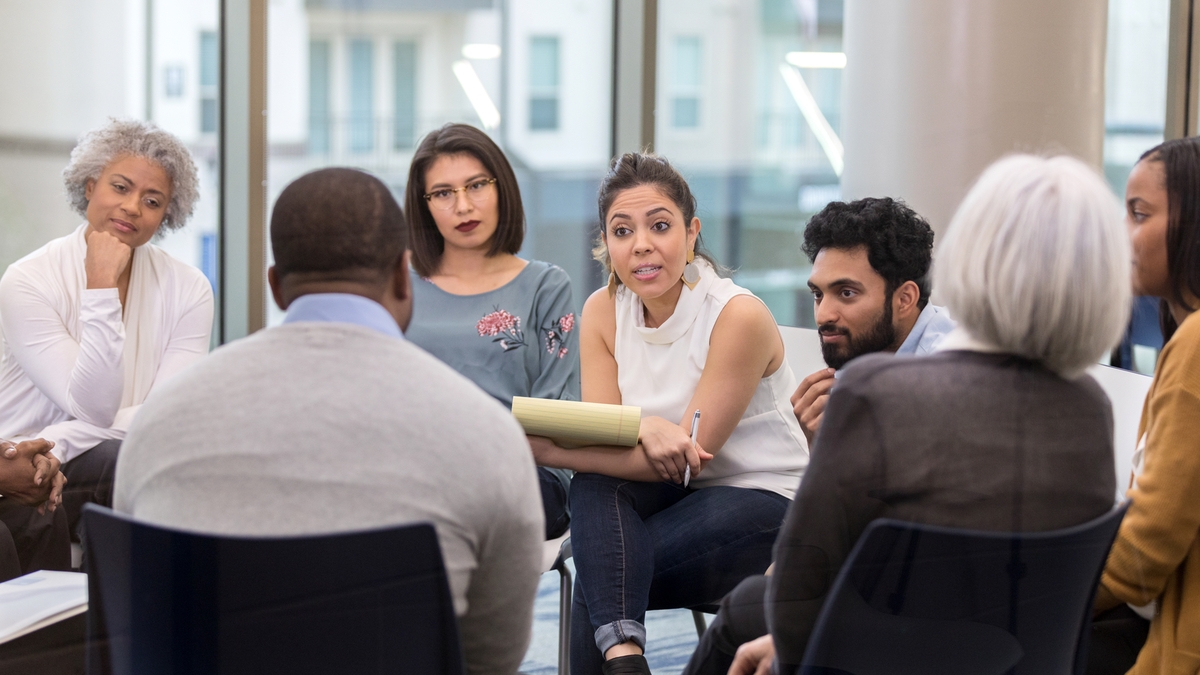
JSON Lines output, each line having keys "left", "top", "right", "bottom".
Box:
{"left": 797, "top": 502, "right": 1129, "bottom": 675}
{"left": 82, "top": 504, "right": 464, "bottom": 675}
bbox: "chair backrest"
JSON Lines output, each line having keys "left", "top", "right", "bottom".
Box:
{"left": 777, "top": 325, "right": 1152, "bottom": 499}
{"left": 798, "top": 503, "right": 1129, "bottom": 675}
{"left": 82, "top": 505, "right": 464, "bottom": 675}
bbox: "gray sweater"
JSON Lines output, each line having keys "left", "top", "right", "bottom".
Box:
{"left": 114, "top": 322, "right": 544, "bottom": 675}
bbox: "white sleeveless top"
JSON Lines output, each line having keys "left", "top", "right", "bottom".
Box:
{"left": 614, "top": 260, "right": 809, "bottom": 498}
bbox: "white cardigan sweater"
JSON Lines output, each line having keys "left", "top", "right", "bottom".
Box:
{"left": 0, "top": 224, "right": 213, "bottom": 462}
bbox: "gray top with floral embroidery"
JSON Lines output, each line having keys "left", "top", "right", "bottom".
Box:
{"left": 407, "top": 260, "right": 580, "bottom": 488}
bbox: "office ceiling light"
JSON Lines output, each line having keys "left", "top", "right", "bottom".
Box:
{"left": 452, "top": 60, "right": 501, "bottom": 130}
{"left": 779, "top": 63, "right": 844, "bottom": 176}
{"left": 785, "top": 51, "right": 846, "bottom": 69}
{"left": 462, "top": 44, "right": 501, "bottom": 60}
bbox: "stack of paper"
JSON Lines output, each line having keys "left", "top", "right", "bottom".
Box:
{"left": 0, "top": 570, "right": 87, "bottom": 645}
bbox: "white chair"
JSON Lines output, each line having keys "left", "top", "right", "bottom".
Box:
{"left": 777, "top": 325, "right": 1153, "bottom": 496}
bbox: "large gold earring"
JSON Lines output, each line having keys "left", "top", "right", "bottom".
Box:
{"left": 682, "top": 249, "right": 700, "bottom": 289}
{"left": 607, "top": 270, "right": 619, "bottom": 297}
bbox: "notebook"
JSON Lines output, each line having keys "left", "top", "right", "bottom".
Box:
{"left": 512, "top": 397, "right": 641, "bottom": 448}
{"left": 0, "top": 570, "right": 88, "bottom": 645}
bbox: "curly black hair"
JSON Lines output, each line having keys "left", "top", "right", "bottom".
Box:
{"left": 802, "top": 197, "right": 935, "bottom": 308}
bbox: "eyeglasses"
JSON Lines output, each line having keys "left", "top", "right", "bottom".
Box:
{"left": 422, "top": 178, "right": 497, "bottom": 211}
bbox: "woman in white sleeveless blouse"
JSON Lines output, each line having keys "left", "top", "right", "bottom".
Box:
{"left": 528, "top": 153, "right": 809, "bottom": 675}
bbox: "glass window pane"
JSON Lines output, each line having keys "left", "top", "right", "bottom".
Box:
{"left": 348, "top": 39, "right": 375, "bottom": 153}
{"left": 200, "top": 30, "right": 220, "bottom": 136}
{"left": 266, "top": 2, "right": 614, "bottom": 375}
{"left": 200, "top": 31, "right": 219, "bottom": 87}
{"left": 529, "top": 36, "right": 559, "bottom": 88}
{"left": 1104, "top": 0, "right": 1170, "bottom": 373}
{"left": 0, "top": 2, "right": 221, "bottom": 338}
{"left": 672, "top": 96, "right": 699, "bottom": 128}
{"left": 658, "top": 0, "right": 844, "bottom": 327}
{"left": 674, "top": 36, "right": 701, "bottom": 88}
{"left": 309, "top": 40, "right": 332, "bottom": 154}
{"left": 530, "top": 97, "right": 559, "bottom": 130}
{"left": 393, "top": 41, "right": 417, "bottom": 150}
{"left": 1103, "top": 0, "right": 1169, "bottom": 193}
{"left": 528, "top": 36, "right": 559, "bottom": 131}
{"left": 200, "top": 97, "right": 219, "bottom": 134}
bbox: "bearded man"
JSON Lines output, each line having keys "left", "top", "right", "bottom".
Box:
{"left": 682, "top": 197, "right": 956, "bottom": 675}
{"left": 790, "top": 197, "right": 956, "bottom": 441}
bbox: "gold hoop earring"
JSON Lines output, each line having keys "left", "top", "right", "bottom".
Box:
{"left": 682, "top": 249, "right": 700, "bottom": 289}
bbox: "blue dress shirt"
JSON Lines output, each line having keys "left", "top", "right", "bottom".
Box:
{"left": 282, "top": 293, "right": 404, "bottom": 340}
{"left": 897, "top": 303, "right": 955, "bottom": 356}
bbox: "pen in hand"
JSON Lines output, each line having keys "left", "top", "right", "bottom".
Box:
{"left": 685, "top": 409, "right": 700, "bottom": 488}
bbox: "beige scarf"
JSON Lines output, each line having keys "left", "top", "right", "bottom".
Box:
{"left": 64, "top": 224, "right": 165, "bottom": 409}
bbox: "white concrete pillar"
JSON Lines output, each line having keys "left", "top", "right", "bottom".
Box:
{"left": 840, "top": 0, "right": 1109, "bottom": 235}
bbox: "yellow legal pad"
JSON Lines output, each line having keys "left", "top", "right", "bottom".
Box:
{"left": 511, "top": 397, "right": 642, "bottom": 448}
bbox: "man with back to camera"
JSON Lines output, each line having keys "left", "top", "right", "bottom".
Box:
{"left": 790, "top": 197, "right": 955, "bottom": 442}
{"left": 112, "top": 168, "right": 544, "bottom": 675}
{"left": 682, "top": 196, "right": 956, "bottom": 675}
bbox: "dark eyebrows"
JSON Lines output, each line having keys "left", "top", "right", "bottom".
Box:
{"left": 810, "top": 277, "right": 865, "bottom": 293}
{"left": 828, "top": 278, "right": 865, "bottom": 290}
{"left": 608, "top": 205, "right": 674, "bottom": 224}
{"left": 428, "top": 173, "right": 490, "bottom": 190}
{"left": 111, "top": 173, "right": 166, "bottom": 198}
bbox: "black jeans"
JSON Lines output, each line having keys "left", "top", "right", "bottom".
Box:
{"left": 61, "top": 439, "right": 120, "bottom": 544}
{"left": 538, "top": 467, "right": 571, "bottom": 540}
{"left": 569, "top": 474, "right": 789, "bottom": 674}
{"left": 0, "top": 497, "right": 71, "bottom": 581}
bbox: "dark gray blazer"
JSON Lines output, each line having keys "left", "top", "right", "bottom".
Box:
{"left": 766, "top": 349, "right": 1118, "bottom": 669}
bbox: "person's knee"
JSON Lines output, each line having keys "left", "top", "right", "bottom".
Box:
{"left": 540, "top": 476, "right": 570, "bottom": 539}
{"left": 711, "top": 575, "right": 770, "bottom": 649}
{"left": 569, "top": 472, "right": 624, "bottom": 508}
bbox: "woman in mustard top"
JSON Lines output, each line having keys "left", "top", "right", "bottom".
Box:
{"left": 1091, "top": 136, "right": 1200, "bottom": 675}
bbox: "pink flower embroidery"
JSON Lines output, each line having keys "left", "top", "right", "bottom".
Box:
{"left": 543, "top": 313, "right": 575, "bottom": 359}
{"left": 478, "top": 308, "right": 526, "bottom": 352}
{"left": 477, "top": 310, "right": 520, "bottom": 337}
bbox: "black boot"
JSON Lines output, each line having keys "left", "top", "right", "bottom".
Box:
{"left": 602, "top": 654, "right": 652, "bottom": 675}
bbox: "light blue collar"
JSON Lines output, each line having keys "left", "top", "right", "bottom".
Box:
{"left": 282, "top": 293, "right": 404, "bottom": 340}
{"left": 896, "top": 303, "right": 955, "bottom": 356}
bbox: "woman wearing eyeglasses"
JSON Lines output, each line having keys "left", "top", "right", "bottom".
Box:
{"left": 404, "top": 123, "right": 578, "bottom": 541}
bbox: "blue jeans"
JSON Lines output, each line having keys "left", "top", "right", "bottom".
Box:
{"left": 539, "top": 466, "right": 571, "bottom": 540}
{"left": 568, "top": 473, "right": 790, "bottom": 674}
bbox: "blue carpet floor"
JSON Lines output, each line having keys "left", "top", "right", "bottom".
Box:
{"left": 520, "top": 564, "right": 703, "bottom": 674}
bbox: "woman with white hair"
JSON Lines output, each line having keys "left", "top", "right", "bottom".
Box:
{"left": 0, "top": 118, "right": 213, "bottom": 543}
{"left": 722, "top": 154, "right": 1130, "bottom": 675}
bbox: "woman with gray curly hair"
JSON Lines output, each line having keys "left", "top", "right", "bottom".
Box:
{"left": 0, "top": 118, "right": 213, "bottom": 553}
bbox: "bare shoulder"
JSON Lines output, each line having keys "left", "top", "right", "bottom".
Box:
{"left": 582, "top": 287, "right": 617, "bottom": 332}
{"left": 710, "top": 294, "right": 784, "bottom": 372}
{"left": 713, "top": 294, "right": 778, "bottom": 340}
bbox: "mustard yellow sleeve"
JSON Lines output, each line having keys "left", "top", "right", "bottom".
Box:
{"left": 1101, "top": 316, "right": 1200, "bottom": 606}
